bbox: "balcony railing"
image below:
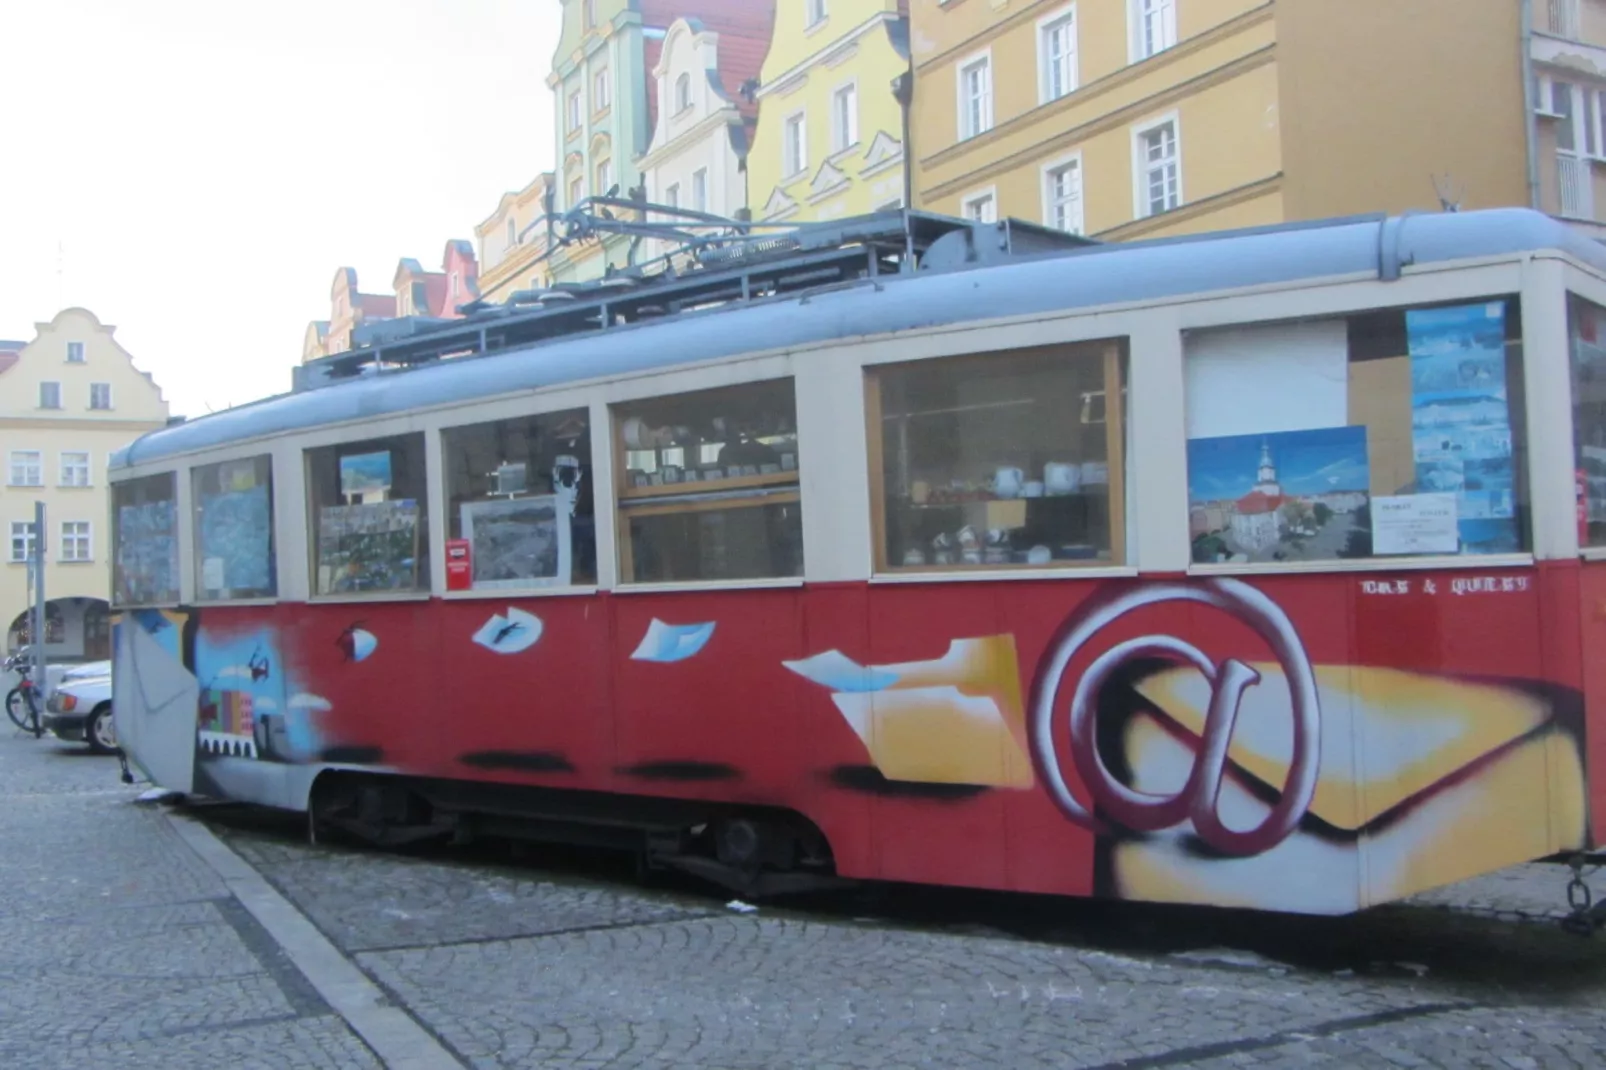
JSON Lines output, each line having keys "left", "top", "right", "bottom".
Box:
{"left": 1559, "top": 152, "right": 1595, "bottom": 218}
{"left": 1550, "top": 0, "right": 1582, "bottom": 38}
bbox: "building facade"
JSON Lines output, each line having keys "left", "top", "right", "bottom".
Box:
{"left": 475, "top": 173, "right": 558, "bottom": 303}
{"left": 637, "top": 13, "right": 772, "bottom": 262}
{"left": 303, "top": 242, "right": 479, "bottom": 362}
{"left": 0, "top": 309, "right": 169, "bottom": 660}
{"left": 749, "top": 0, "right": 912, "bottom": 225}
{"left": 911, "top": 0, "right": 1580, "bottom": 240}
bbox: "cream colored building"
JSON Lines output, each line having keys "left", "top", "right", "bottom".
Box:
{"left": 475, "top": 173, "right": 558, "bottom": 304}
{"left": 911, "top": 0, "right": 1598, "bottom": 240}
{"left": 0, "top": 308, "right": 170, "bottom": 659}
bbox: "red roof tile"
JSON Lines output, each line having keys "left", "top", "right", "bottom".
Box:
{"left": 1235, "top": 491, "right": 1286, "bottom": 516}
{"left": 639, "top": 2, "right": 776, "bottom": 137}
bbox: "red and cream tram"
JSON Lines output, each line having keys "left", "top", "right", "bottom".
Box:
{"left": 110, "top": 208, "right": 1606, "bottom": 916}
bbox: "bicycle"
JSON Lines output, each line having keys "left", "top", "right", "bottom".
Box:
{"left": 4, "top": 652, "right": 43, "bottom": 737}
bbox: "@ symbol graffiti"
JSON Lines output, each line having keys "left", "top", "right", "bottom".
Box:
{"left": 1029, "top": 578, "right": 1321, "bottom": 857}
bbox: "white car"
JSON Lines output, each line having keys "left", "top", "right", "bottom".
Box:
{"left": 42, "top": 663, "right": 115, "bottom": 753}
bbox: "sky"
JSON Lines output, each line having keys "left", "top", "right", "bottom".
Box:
{"left": 0, "top": 0, "right": 562, "bottom": 418}
{"left": 1187, "top": 426, "right": 1372, "bottom": 503}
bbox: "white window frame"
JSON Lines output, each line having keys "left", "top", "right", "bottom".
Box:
{"left": 691, "top": 168, "right": 708, "bottom": 212}
{"left": 569, "top": 173, "right": 584, "bottom": 207}
{"left": 66, "top": 341, "right": 85, "bottom": 363}
{"left": 90, "top": 382, "right": 113, "bottom": 410}
{"left": 960, "top": 187, "right": 998, "bottom": 224}
{"left": 1038, "top": 5, "right": 1079, "bottom": 105}
{"left": 807, "top": 0, "right": 828, "bottom": 29}
{"left": 665, "top": 182, "right": 680, "bottom": 209}
{"left": 783, "top": 110, "right": 809, "bottom": 178}
{"left": 568, "top": 90, "right": 582, "bottom": 133}
{"left": 1041, "top": 152, "right": 1085, "bottom": 235}
{"left": 956, "top": 50, "right": 994, "bottom": 140}
{"left": 60, "top": 521, "right": 91, "bottom": 563}
{"left": 1128, "top": 0, "right": 1178, "bottom": 63}
{"left": 831, "top": 80, "right": 859, "bottom": 153}
{"left": 593, "top": 67, "right": 610, "bottom": 110}
{"left": 9, "top": 450, "right": 42, "bottom": 487}
{"left": 676, "top": 73, "right": 692, "bottom": 112}
{"left": 9, "top": 521, "right": 36, "bottom": 564}
{"left": 59, "top": 451, "right": 91, "bottom": 488}
{"left": 596, "top": 157, "right": 613, "bottom": 196}
{"left": 38, "top": 381, "right": 61, "bottom": 410}
{"left": 1131, "top": 112, "right": 1182, "bottom": 219}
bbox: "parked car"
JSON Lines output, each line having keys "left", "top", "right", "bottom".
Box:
{"left": 42, "top": 664, "right": 115, "bottom": 753}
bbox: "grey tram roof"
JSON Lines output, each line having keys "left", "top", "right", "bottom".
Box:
{"left": 114, "top": 207, "right": 1606, "bottom": 470}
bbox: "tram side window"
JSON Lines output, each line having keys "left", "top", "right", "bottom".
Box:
{"left": 306, "top": 434, "right": 430, "bottom": 596}
{"left": 191, "top": 456, "right": 276, "bottom": 601}
{"left": 442, "top": 409, "right": 597, "bottom": 589}
{"left": 869, "top": 342, "right": 1127, "bottom": 572}
{"left": 112, "top": 472, "right": 180, "bottom": 606}
{"left": 614, "top": 380, "right": 802, "bottom": 583}
{"left": 1183, "top": 297, "right": 1527, "bottom": 565}
{"left": 1569, "top": 294, "right": 1606, "bottom": 548}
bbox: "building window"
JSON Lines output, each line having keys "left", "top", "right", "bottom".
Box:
{"left": 506, "top": 219, "right": 517, "bottom": 248}
{"left": 1133, "top": 115, "right": 1180, "bottom": 217}
{"left": 583, "top": 0, "right": 596, "bottom": 29}
{"left": 961, "top": 189, "right": 997, "bottom": 223}
{"left": 112, "top": 472, "right": 179, "bottom": 605}
{"left": 831, "top": 83, "right": 858, "bottom": 152}
{"left": 1040, "top": 7, "right": 1079, "bottom": 103}
{"left": 1186, "top": 298, "right": 1526, "bottom": 563}
{"left": 807, "top": 0, "right": 827, "bottom": 27}
{"left": 593, "top": 67, "right": 610, "bottom": 110}
{"left": 307, "top": 434, "right": 430, "bottom": 596}
{"left": 691, "top": 169, "right": 708, "bottom": 212}
{"left": 867, "top": 342, "right": 1127, "bottom": 572}
{"left": 59, "top": 451, "right": 90, "bottom": 487}
{"left": 1044, "top": 157, "right": 1084, "bottom": 234}
{"left": 614, "top": 380, "right": 803, "bottom": 583}
{"left": 596, "top": 158, "right": 613, "bottom": 196}
{"left": 443, "top": 409, "right": 596, "bottom": 591}
{"left": 783, "top": 112, "right": 808, "bottom": 177}
{"left": 90, "top": 382, "right": 113, "bottom": 410}
{"left": 193, "top": 456, "right": 276, "bottom": 600}
{"left": 676, "top": 73, "right": 692, "bottom": 112}
{"left": 1553, "top": 0, "right": 1582, "bottom": 38}
{"left": 957, "top": 54, "right": 993, "bottom": 140}
{"left": 1130, "top": 0, "right": 1177, "bottom": 62}
{"left": 66, "top": 341, "right": 85, "bottom": 363}
{"left": 665, "top": 182, "right": 681, "bottom": 209}
{"left": 9, "top": 450, "right": 42, "bottom": 487}
{"left": 569, "top": 174, "right": 584, "bottom": 206}
{"left": 568, "top": 90, "right": 582, "bottom": 133}
{"left": 38, "top": 381, "right": 61, "bottom": 410}
{"left": 60, "top": 521, "right": 91, "bottom": 563}
{"left": 9, "top": 522, "right": 36, "bottom": 564}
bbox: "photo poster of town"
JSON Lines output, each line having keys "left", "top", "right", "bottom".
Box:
{"left": 1570, "top": 300, "right": 1606, "bottom": 530}
{"left": 316, "top": 500, "right": 421, "bottom": 593}
{"left": 1405, "top": 301, "right": 1518, "bottom": 554}
{"left": 198, "top": 466, "right": 272, "bottom": 594}
{"left": 1187, "top": 426, "right": 1372, "bottom": 564}
{"left": 339, "top": 450, "right": 393, "bottom": 504}
{"left": 461, "top": 495, "right": 570, "bottom": 589}
{"left": 115, "top": 499, "right": 180, "bottom": 603}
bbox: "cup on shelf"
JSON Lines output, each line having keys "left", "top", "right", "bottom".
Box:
{"left": 1044, "top": 462, "right": 1080, "bottom": 495}
{"left": 1027, "top": 544, "right": 1052, "bottom": 565}
{"left": 1023, "top": 481, "right": 1045, "bottom": 498}
{"left": 991, "top": 466, "right": 1025, "bottom": 499}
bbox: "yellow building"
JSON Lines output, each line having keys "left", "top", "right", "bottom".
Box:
{"left": 475, "top": 173, "right": 558, "bottom": 303}
{"left": 750, "top": 0, "right": 912, "bottom": 224}
{"left": 0, "top": 309, "right": 169, "bottom": 661}
{"left": 911, "top": 0, "right": 1595, "bottom": 240}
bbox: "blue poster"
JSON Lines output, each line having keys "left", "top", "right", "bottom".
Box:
{"left": 1406, "top": 302, "right": 1517, "bottom": 553}
{"left": 199, "top": 485, "right": 273, "bottom": 593}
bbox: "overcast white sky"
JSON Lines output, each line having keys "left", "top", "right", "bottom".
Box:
{"left": 0, "top": 0, "right": 562, "bottom": 418}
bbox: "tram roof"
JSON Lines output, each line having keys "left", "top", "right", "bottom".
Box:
{"left": 114, "top": 207, "right": 1606, "bottom": 470}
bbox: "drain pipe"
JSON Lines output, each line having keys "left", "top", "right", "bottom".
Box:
{"left": 1522, "top": 0, "right": 1541, "bottom": 210}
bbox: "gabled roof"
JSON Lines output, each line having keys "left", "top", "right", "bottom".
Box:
{"left": 640, "top": 0, "right": 773, "bottom": 142}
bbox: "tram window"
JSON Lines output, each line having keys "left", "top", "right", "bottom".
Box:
{"left": 191, "top": 456, "right": 276, "bottom": 601}
{"left": 306, "top": 433, "right": 430, "bottom": 596}
{"left": 868, "top": 342, "right": 1126, "bottom": 572}
{"left": 111, "top": 472, "right": 180, "bottom": 606}
{"left": 1570, "top": 294, "right": 1606, "bottom": 548}
{"left": 1183, "top": 296, "right": 1528, "bottom": 564}
{"left": 614, "top": 380, "right": 803, "bottom": 583}
{"left": 441, "top": 409, "right": 597, "bottom": 589}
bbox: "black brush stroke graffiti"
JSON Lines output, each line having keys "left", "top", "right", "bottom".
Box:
{"left": 826, "top": 765, "right": 989, "bottom": 801}
{"left": 321, "top": 745, "right": 384, "bottom": 765}
{"left": 616, "top": 760, "right": 741, "bottom": 782}
{"left": 460, "top": 751, "right": 576, "bottom": 773}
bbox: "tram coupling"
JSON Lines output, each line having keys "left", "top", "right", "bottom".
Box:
{"left": 1560, "top": 853, "right": 1606, "bottom": 936}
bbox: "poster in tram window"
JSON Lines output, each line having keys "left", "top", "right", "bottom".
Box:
{"left": 1571, "top": 298, "right": 1606, "bottom": 531}
{"left": 1406, "top": 302, "right": 1517, "bottom": 553}
{"left": 198, "top": 484, "right": 273, "bottom": 595}
{"left": 461, "top": 495, "right": 570, "bottom": 589}
{"left": 316, "top": 500, "right": 420, "bottom": 594}
{"left": 338, "top": 451, "right": 392, "bottom": 501}
{"left": 1186, "top": 425, "right": 1371, "bottom": 564}
{"left": 115, "top": 500, "right": 179, "bottom": 604}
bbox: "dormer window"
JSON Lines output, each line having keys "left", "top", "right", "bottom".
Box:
{"left": 506, "top": 219, "right": 516, "bottom": 247}
{"left": 807, "top": 0, "right": 827, "bottom": 28}
{"left": 66, "top": 341, "right": 85, "bottom": 363}
{"left": 675, "top": 73, "right": 692, "bottom": 112}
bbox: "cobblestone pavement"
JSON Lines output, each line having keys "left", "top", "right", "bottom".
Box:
{"left": 7, "top": 721, "right": 1606, "bottom": 1069}
{"left": 0, "top": 732, "right": 380, "bottom": 1069}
